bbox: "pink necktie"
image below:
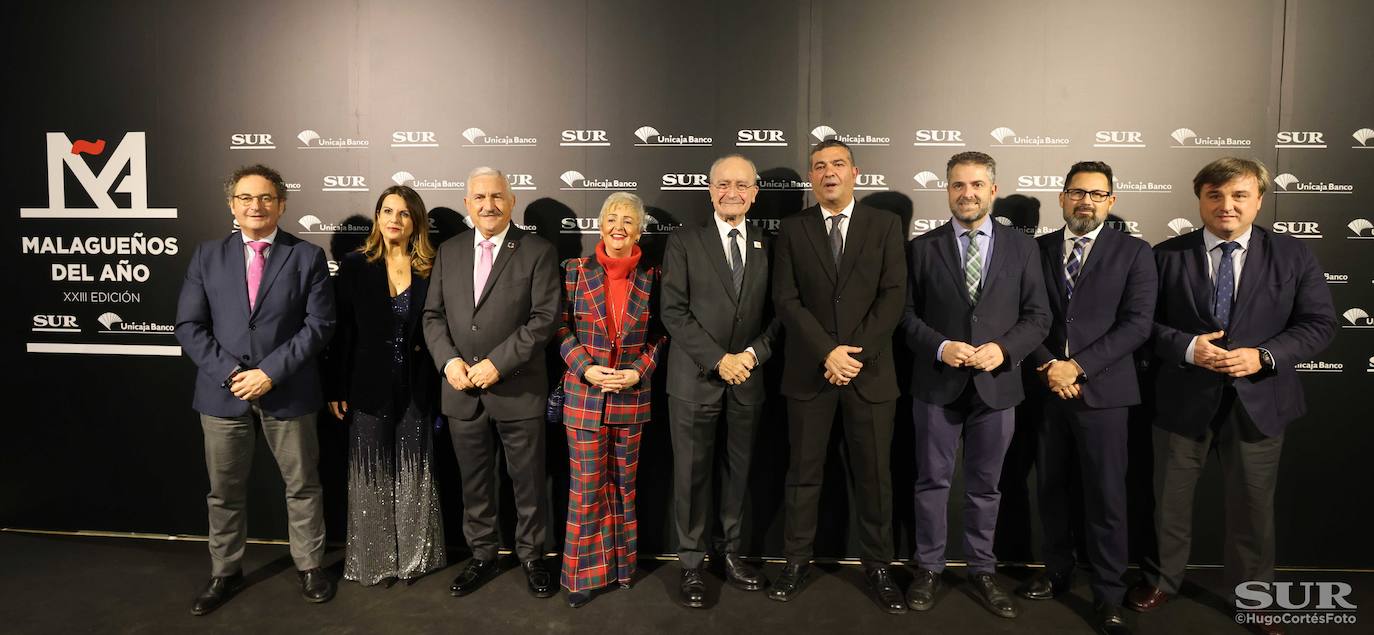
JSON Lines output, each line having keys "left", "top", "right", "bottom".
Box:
{"left": 473, "top": 240, "right": 494, "bottom": 304}
{"left": 247, "top": 241, "right": 269, "bottom": 311}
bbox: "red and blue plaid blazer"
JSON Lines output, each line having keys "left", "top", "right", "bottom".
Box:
{"left": 558, "top": 256, "right": 666, "bottom": 432}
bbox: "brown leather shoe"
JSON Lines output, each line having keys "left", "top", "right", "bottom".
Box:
{"left": 1125, "top": 583, "right": 1170, "bottom": 612}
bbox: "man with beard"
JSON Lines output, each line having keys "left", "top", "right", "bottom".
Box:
{"left": 769, "top": 139, "right": 909, "bottom": 613}
{"left": 1016, "top": 161, "right": 1156, "bottom": 635}
{"left": 661, "top": 154, "right": 780, "bottom": 607}
{"left": 900, "top": 151, "right": 1049, "bottom": 619}
{"left": 422, "top": 167, "right": 561, "bottom": 600}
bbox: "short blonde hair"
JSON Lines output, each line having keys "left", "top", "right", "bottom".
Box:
{"left": 598, "top": 192, "right": 647, "bottom": 231}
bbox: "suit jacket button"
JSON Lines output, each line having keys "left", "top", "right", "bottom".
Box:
{"left": 241, "top": 355, "right": 249, "bottom": 361}
{"left": 413, "top": 345, "right": 421, "bottom": 352}
{"left": 1066, "top": 318, "right": 1073, "bottom": 323}
{"left": 972, "top": 315, "right": 979, "bottom": 322}
{"left": 471, "top": 324, "right": 479, "bottom": 331}
{"left": 472, "top": 356, "right": 480, "bottom": 362}
{"left": 248, "top": 323, "right": 256, "bottom": 330}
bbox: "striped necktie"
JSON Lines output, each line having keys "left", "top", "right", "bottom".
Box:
{"left": 964, "top": 229, "right": 982, "bottom": 303}
{"left": 1064, "top": 236, "right": 1091, "bottom": 300}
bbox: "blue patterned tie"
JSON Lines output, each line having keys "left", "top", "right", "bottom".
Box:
{"left": 1064, "top": 236, "right": 1090, "bottom": 301}
{"left": 1214, "top": 241, "right": 1240, "bottom": 327}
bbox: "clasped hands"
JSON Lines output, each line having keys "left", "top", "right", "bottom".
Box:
{"left": 823, "top": 345, "right": 863, "bottom": 386}
{"left": 1192, "top": 330, "right": 1263, "bottom": 378}
{"left": 584, "top": 365, "right": 641, "bottom": 393}
{"left": 941, "top": 341, "right": 1005, "bottom": 372}
{"left": 1036, "top": 359, "right": 1082, "bottom": 400}
{"left": 445, "top": 358, "right": 502, "bottom": 391}
{"left": 229, "top": 368, "right": 273, "bottom": 401}
{"left": 716, "top": 351, "right": 757, "bottom": 385}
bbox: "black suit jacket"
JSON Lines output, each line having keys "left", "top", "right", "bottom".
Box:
{"left": 661, "top": 221, "right": 781, "bottom": 405}
{"left": 772, "top": 203, "right": 907, "bottom": 402}
{"left": 422, "top": 227, "right": 561, "bottom": 421}
{"left": 901, "top": 220, "right": 1051, "bottom": 410}
{"left": 323, "top": 252, "right": 438, "bottom": 415}
{"left": 1151, "top": 226, "right": 1336, "bottom": 438}
{"left": 1027, "top": 227, "right": 1157, "bottom": 409}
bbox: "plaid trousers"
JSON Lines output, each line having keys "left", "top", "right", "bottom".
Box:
{"left": 560, "top": 423, "right": 642, "bottom": 592}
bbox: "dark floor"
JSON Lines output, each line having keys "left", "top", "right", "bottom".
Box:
{"left": 1, "top": 532, "right": 1367, "bottom": 634}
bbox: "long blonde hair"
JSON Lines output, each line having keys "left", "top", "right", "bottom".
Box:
{"left": 359, "top": 185, "right": 435, "bottom": 278}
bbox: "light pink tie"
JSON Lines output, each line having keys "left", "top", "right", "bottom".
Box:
{"left": 247, "top": 241, "right": 269, "bottom": 311}
{"left": 473, "top": 240, "right": 494, "bottom": 304}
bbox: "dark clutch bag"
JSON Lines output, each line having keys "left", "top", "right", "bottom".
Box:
{"left": 546, "top": 383, "right": 564, "bottom": 424}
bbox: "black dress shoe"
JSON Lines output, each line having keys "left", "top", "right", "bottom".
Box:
{"left": 449, "top": 558, "right": 497, "bottom": 597}
{"left": 969, "top": 572, "right": 1020, "bottom": 619}
{"left": 522, "top": 559, "right": 556, "bottom": 598}
{"left": 299, "top": 568, "right": 336, "bottom": 603}
{"left": 1096, "top": 602, "right": 1131, "bottom": 635}
{"left": 190, "top": 572, "right": 243, "bottom": 616}
{"left": 866, "top": 566, "right": 908, "bottom": 614}
{"left": 767, "top": 562, "right": 809, "bottom": 602}
{"left": 721, "top": 553, "right": 765, "bottom": 591}
{"left": 680, "top": 567, "right": 706, "bottom": 608}
{"left": 1016, "top": 570, "right": 1072, "bottom": 600}
{"left": 566, "top": 590, "right": 593, "bottom": 608}
{"left": 907, "top": 568, "right": 942, "bottom": 611}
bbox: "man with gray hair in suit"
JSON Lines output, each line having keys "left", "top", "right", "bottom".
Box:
{"left": 423, "top": 166, "right": 562, "bottom": 600}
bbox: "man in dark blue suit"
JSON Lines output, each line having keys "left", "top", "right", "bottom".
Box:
{"left": 901, "top": 151, "right": 1050, "bottom": 619}
{"left": 1126, "top": 158, "right": 1336, "bottom": 635}
{"left": 175, "top": 164, "right": 337, "bottom": 615}
{"left": 1016, "top": 161, "right": 1156, "bottom": 635}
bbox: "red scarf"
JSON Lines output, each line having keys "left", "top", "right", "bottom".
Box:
{"left": 595, "top": 241, "right": 641, "bottom": 342}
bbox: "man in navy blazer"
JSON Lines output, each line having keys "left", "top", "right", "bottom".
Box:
{"left": 1127, "top": 159, "right": 1335, "bottom": 634}
{"left": 1017, "top": 161, "right": 1156, "bottom": 635}
{"left": 901, "top": 151, "right": 1050, "bottom": 619}
{"left": 175, "top": 164, "right": 337, "bottom": 615}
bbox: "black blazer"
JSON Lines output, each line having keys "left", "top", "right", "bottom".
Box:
{"left": 422, "top": 227, "right": 562, "bottom": 421}
{"left": 1027, "top": 227, "right": 1157, "bottom": 409}
{"left": 660, "top": 221, "right": 781, "bottom": 405}
{"left": 901, "top": 220, "right": 1051, "bottom": 410}
{"left": 323, "top": 252, "right": 437, "bottom": 415}
{"left": 1151, "top": 225, "right": 1336, "bottom": 438}
{"left": 772, "top": 203, "right": 907, "bottom": 402}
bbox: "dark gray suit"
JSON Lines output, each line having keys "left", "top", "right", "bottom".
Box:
{"left": 174, "top": 230, "right": 336, "bottom": 576}
{"left": 422, "top": 226, "right": 561, "bottom": 562}
{"left": 1027, "top": 226, "right": 1156, "bottom": 605}
{"left": 661, "top": 221, "right": 779, "bottom": 569}
{"left": 900, "top": 218, "right": 1050, "bottom": 573}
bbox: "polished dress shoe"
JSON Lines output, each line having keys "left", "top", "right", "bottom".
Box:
{"left": 449, "top": 558, "right": 497, "bottom": 597}
{"left": 721, "top": 553, "right": 765, "bottom": 591}
{"left": 1016, "top": 569, "right": 1072, "bottom": 600}
{"left": 522, "top": 559, "right": 555, "bottom": 598}
{"left": 680, "top": 568, "right": 706, "bottom": 608}
{"left": 907, "top": 568, "right": 942, "bottom": 612}
{"left": 865, "top": 566, "right": 908, "bottom": 614}
{"left": 566, "top": 590, "right": 593, "bottom": 608}
{"left": 299, "top": 568, "right": 336, "bottom": 603}
{"left": 968, "top": 572, "right": 1020, "bottom": 619}
{"left": 1096, "top": 602, "right": 1131, "bottom": 635}
{"left": 767, "top": 562, "right": 809, "bottom": 602}
{"left": 1124, "top": 583, "right": 1170, "bottom": 613}
{"left": 190, "top": 572, "right": 243, "bottom": 616}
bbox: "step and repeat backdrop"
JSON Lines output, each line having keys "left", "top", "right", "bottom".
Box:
{"left": 6, "top": 0, "right": 1372, "bottom": 567}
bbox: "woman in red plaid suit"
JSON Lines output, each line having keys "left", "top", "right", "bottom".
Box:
{"left": 556, "top": 192, "right": 667, "bottom": 607}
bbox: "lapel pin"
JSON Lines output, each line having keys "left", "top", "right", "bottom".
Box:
{"left": 506, "top": 241, "right": 517, "bottom": 249}
{"left": 752, "top": 240, "right": 762, "bottom": 249}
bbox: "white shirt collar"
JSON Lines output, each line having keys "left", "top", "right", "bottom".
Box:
{"left": 241, "top": 228, "right": 278, "bottom": 246}
{"left": 820, "top": 197, "right": 855, "bottom": 220}
{"left": 714, "top": 214, "right": 747, "bottom": 240}
{"left": 474, "top": 222, "right": 512, "bottom": 249}
{"left": 1202, "top": 225, "right": 1252, "bottom": 252}
{"left": 1064, "top": 222, "right": 1106, "bottom": 242}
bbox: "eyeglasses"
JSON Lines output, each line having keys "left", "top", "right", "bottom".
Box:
{"left": 712, "top": 181, "right": 757, "bottom": 193}
{"left": 1064, "top": 189, "right": 1112, "bottom": 202}
{"left": 232, "top": 194, "right": 279, "bottom": 206}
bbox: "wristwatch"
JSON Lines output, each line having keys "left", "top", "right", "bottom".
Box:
{"left": 1258, "top": 348, "right": 1274, "bottom": 371}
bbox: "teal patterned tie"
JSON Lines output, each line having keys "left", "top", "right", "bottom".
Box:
{"left": 964, "top": 229, "right": 982, "bottom": 303}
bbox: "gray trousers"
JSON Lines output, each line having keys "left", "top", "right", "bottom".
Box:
{"left": 1146, "top": 387, "right": 1283, "bottom": 596}
{"left": 200, "top": 407, "right": 326, "bottom": 576}
{"left": 447, "top": 410, "right": 548, "bottom": 562}
{"left": 668, "top": 393, "right": 761, "bottom": 569}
